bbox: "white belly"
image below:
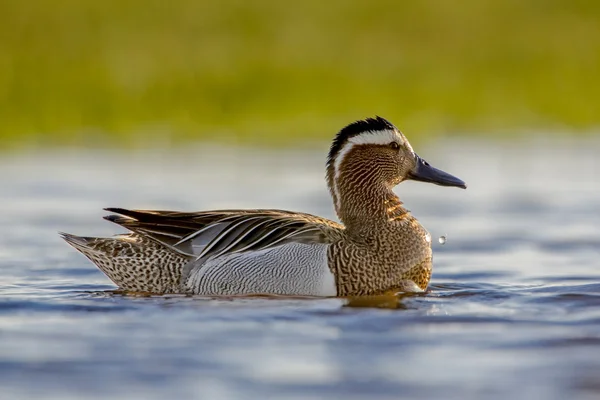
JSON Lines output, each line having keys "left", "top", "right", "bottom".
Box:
{"left": 182, "top": 243, "right": 337, "bottom": 296}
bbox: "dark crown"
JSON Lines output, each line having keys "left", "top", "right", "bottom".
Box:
{"left": 327, "top": 116, "right": 396, "bottom": 169}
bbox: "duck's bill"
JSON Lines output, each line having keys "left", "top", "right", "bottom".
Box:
{"left": 408, "top": 155, "right": 467, "bottom": 189}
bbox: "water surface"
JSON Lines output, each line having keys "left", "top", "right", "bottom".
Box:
{"left": 1, "top": 139, "right": 600, "bottom": 399}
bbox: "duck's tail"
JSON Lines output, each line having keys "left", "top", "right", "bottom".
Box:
{"left": 60, "top": 232, "right": 189, "bottom": 294}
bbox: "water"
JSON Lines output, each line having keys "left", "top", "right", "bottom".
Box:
{"left": 1, "top": 138, "right": 600, "bottom": 400}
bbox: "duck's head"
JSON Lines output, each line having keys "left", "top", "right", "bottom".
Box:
{"left": 326, "top": 117, "right": 466, "bottom": 210}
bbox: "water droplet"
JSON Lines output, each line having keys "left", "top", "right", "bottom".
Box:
{"left": 438, "top": 235, "right": 447, "bottom": 245}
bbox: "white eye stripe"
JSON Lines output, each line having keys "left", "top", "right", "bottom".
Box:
{"left": 348, "top": 129, "right": 404, "bottom": 147}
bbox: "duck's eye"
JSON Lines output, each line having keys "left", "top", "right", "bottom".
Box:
{"left": 389, "top": 142, "right": 400, "bottom": 150}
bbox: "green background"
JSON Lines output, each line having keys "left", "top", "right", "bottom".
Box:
{"left": 1, "top": 0, "right": 598, "bottom": 148}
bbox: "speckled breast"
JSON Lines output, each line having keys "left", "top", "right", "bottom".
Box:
{"left": 398, "top": 220, "right": 433, "bottom": 291}
{"left": 329, "top": 217, "right": 434, "bottom": 296}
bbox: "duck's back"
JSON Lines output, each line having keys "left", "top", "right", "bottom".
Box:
{"left": 62, "top": 208, "right": 344, "bottom": 295}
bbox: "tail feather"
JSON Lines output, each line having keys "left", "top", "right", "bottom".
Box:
{"left": 59, "top": 232, "right": 101, "bottom": 253}
{"left": 60, "top": 231, "right": 189, "bottom": 294}
{"left": 102, "top": 214, "right": 133, "bottom": 225}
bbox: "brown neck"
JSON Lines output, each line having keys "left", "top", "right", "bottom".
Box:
{"left": 331, "top": 173, "right": 409, "bottom": 236}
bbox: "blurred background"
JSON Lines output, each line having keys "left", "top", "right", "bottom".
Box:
{"left": 1, "top": 0, "right": 599, "bottom": 149}
{"left": 2, "top": 2, "right": 600, "bottom": 400}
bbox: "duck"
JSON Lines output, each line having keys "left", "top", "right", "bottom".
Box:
{"left": 61, "top": 116, "right": 466, "bottom": 297}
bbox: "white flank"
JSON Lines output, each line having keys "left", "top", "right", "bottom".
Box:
{"left": 319, "top": 266, "right": 337, "bottom": 296}
{"left": 186, "top": 243, "right": 337, "bottom": 296}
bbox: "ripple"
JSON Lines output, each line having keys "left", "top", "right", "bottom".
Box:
{"left": 2, "top": 144, "right": 600, "bottom": 399}
{"left": 0, "top": 299, "right": 135, "bottom": 314}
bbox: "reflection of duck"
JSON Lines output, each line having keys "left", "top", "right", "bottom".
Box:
{"left": 61, "top": 117, "right": 466, "bottom": 296}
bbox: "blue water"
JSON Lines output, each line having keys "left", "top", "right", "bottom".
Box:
{"left": 1, "top": 139, "right": 600, "bottom": 400}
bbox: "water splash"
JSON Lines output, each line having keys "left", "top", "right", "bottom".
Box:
{"left": 438, "top": 235, "right": 447, "bottom": 245}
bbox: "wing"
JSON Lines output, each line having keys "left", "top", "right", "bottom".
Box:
{"left": 103, "top": 207, "right": 344, "bottom": 260}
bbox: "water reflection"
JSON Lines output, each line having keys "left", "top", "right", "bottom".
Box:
{"left": 1, "top": 139, "right": 600, "bottom": 399}
{"left": 344, "top": 293, "right": 417, "bottom": 309}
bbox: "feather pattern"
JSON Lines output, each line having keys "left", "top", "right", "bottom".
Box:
{"left": 103, "top": 208, "right": 344, "bottom": 261}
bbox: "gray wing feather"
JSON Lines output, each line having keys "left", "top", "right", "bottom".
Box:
{"left": 103, "top": 208, "right": 343, "bottom": 260}
{"left": 183, "top": 242, "right": 336, "bottom": 296}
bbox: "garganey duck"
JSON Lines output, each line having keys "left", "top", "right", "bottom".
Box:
{"left": 61, "top": 117, "right": 466, "bottom": 297}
